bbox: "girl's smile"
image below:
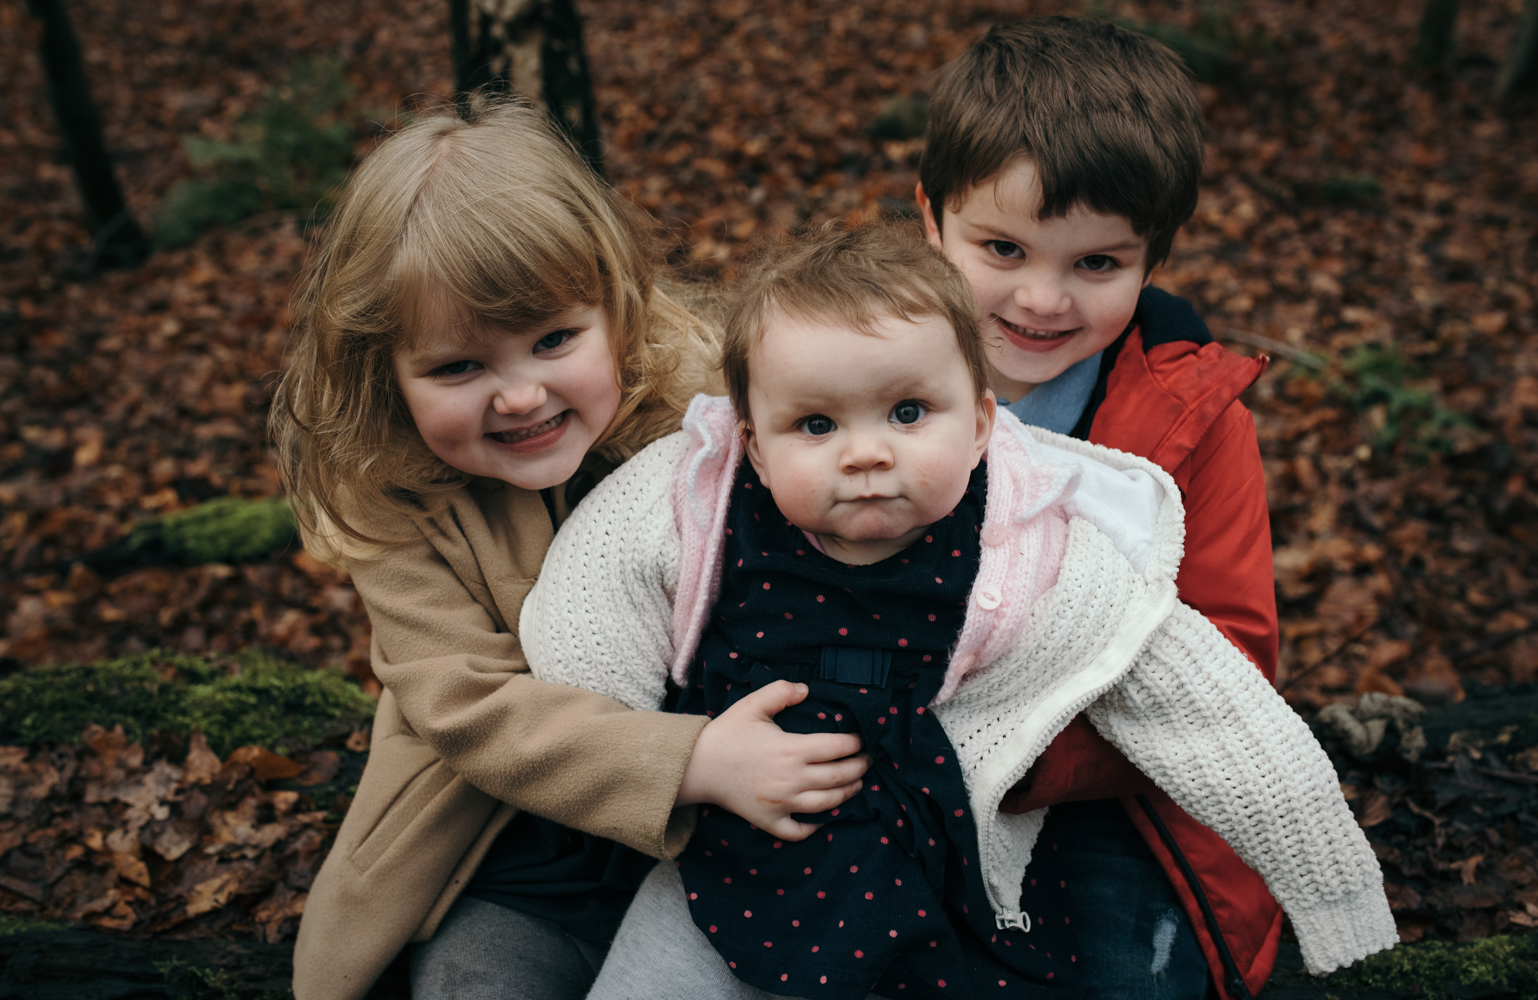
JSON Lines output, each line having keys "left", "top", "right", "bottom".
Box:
{"left": 393, "top": 305, "right": 620, "bottom": 490}
{"left": 488, "top": 410, "right": 569, "bottom": 450}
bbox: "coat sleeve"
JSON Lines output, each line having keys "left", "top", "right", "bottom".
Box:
{"left": 1083, "top": 601, "right": 1396, "bottom": 976}
{"left": 1002, "top": 400, "right": 1277, "bottom": 812}
{"left": 1170, "top": 400, "right": 1279, "bottom": 679}
{"left": 519, "top": 438, "right": 683, "bottom": 713}
{"left": 349, "top": 444, "right": 705, "bottom": 860}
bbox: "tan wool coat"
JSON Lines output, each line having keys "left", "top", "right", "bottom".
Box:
{"left": 291, "top": 474, "right": 709, "bottom": 1000}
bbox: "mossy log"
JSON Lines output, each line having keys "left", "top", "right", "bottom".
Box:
{"left": 1, "top": 926, "right": 1530, "bottom": 999}
{"left": 0, "top": 927, "right": 413, "bottom": 998}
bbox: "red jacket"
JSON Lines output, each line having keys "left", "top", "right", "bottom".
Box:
{"left": 1002, "top": 288, "right": 1280, "bottom": 1000}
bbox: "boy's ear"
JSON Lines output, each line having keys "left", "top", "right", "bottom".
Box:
{"left": 741, "top": 420, "right": 772, "bottom": 490}
{"left": 973, "top": 389, "right": 997, "bottom": 464}
{"left": 915, "top": 183, "right": 943, "bottom": 247}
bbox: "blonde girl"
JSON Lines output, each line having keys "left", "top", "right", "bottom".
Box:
{"left": 273, "top": 98, "right": 870, "bottom": 1000}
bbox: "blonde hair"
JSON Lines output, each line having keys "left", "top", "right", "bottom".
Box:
{"left": 721, "top": 222, "right": 988, "bottom": 422}
{"left": 271, "top": 95, "right": 714, "bottom": 562}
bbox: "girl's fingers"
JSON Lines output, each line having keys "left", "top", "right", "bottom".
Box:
{"left": 789, "top": 779, "right": 865, "bottom": 815}
{"left": 798, "top": 733, "right": 866, "bottom": 764}
{"left": 762, "top": 816, "right": 821, "bottom": 842}
{"left": 741, "top": 679, "right": 811, "bottom": 718}
{"left": 803, "top": 756, "right": 870, "bottom": 790}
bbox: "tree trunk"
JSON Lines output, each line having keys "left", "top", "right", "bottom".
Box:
{"left": 449, "top": 0, "right": 604, "bottom": 175}
{"left": 1413, "top": 0, "right": 1460, "bottom": 67}
{"left": 1496, "top": 0, "right": 1538, "bottom": 99}
{"left": 25, "top": 0, "right": 149, "bottom": 270}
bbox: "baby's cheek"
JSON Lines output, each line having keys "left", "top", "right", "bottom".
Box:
{"left": 916, "top": 456, "right": 972, "bottom": 517}
{"left": 770, "top": 465, "right": 831, "bottom": 531}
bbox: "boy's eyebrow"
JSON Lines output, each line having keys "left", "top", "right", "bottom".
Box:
{"left": 970, "top": 222, "right": 1147, "bottom": 254}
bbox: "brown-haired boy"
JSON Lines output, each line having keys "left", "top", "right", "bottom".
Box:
{"left": 917, "top": 16, "right": 1281, "bottom": 1000}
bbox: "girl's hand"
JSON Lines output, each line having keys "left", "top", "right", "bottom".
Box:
{"left": 676, "top": 680, "right": 869, "bottom": 841}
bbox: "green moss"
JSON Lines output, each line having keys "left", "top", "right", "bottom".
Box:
{"left": 0, "top": 915, "right": 69, "bottom": 936}
{"left": 125, "top": 496, "right": 298, "bottom": 566}
{"left": 153, "top": 59, "right": 357, "bottom": 250}
{"left": 155, "top": 958, "right": 292, "bottom": 1000}
{"left": 1350, "top": 935, "right": 1538, "bottom": 999}
{"left": 1319, "top": 172, "right": 1385, "bottom": 205}
{"left": 0, "top": 650, "right": 374, "bottom": 756}
{"left": 1329, "top": 343, "right": 1476, "bottom": 458}
{"left": 869, "top": 96, "right": 928, "bottom": 141}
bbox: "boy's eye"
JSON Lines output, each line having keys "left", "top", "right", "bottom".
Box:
{"left": 534, "top": 329, "right": 576, "bottom": 352}
{"left": 433, "top": 359, "right": 481, "bottom": 377}
{"left": 891, "top": 401, "right": 926, "bottom": 425}
{"left": 802, "top": 415, "right": 835, "bottom": 436}
{"left": 986, "top": 240, "right": 1024, "bottom": 260}
{"left": 1079, "top": 254, "right": 1117, "bottom": 272}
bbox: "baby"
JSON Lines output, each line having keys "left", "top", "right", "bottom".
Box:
{"left": 523, "top": 224, "right": 1395, "bottom": 1000}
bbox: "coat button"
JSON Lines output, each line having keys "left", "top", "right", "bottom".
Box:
{"left": 981, "top": 523, "right": 1007, "bottom": 546}
{"left": 975, "top": 586, "right": 1002, "bottom": 610}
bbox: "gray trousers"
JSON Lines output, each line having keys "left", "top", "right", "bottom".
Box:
{"left": 412, "top": 894, "right": 610, "bottom": 1000}
{"left": 587, "top": 861, "right": 885, "bottom": 1000}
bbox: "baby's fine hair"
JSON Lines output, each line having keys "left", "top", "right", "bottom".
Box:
{"left": 270, "top": 95, "right": 713, "bottom": 561}
{"left": 920, "top": 16, "right": 1204, "bottom": 269}
{"left": 721, "top": 222, "right": 988, "bottom": 423}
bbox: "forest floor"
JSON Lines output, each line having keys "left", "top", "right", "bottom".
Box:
{"left": 2, "top": 0, "right": 1537, "bottom": 992}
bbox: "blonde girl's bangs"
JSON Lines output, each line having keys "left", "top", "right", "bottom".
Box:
{"left": 391, "top": 170, "right": 615, "bottom": 350}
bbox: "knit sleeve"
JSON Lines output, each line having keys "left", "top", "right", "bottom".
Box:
{"left": 1084, "top": 602, "right": 1398, "bottom": 976}
{"left": 519, "top": 434, "right": 685, "bottom": 713}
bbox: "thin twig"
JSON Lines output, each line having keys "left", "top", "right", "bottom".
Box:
{"left": 1450, "top": 623, "right": 1538, "bottom": 661}
{"left": 1277, "top": 617, "right": 1383, "bottom": 692}
{"left": 1220, "top": 327, "right": 1328, "bottom": 369}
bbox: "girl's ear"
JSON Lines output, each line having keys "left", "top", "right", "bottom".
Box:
{"left": 741, "top": 420, "right": 772, "bottom": 490}
{"left": 973, "top": 389, "right": 997, "bottom": 464}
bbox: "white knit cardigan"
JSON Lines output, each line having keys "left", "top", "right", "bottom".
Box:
{"left": 521, "top": 396, "right": 1396, "bottom": 975}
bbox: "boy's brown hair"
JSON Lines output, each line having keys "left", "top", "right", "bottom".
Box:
{"left": 721, "top": 222, "right": 988, "bottom": 422}
{"left": 920, "top": 16, "right": 1204, "bottom": 269}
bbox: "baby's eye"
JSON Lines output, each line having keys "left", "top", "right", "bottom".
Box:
{"left": 534, "top": 329, "right": 575, "bottom": 352}
{"left": 433, "top": 359, "right": 481, "bottom": 377}
{"left": 802, "top": 415, "right": 836, "bottom": 436}
{"left": 986, "top": 240, "right": 1024, "bottom": 260}
{"left": 891, "top": 401, "right": 926, "bottom": 425}
{"left": 1078, "top": 254, "right": 1117, "bottom": 273}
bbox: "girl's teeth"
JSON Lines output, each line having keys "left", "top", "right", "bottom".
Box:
{"left": 495, "top": 413, "right": 562, "bottom": 441}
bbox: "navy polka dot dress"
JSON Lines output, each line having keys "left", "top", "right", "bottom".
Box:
{"left": 669, "top": 460, "right": 1082, "bottom": 999}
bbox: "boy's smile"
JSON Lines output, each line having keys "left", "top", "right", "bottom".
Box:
{"left": 742, "top": 311, "right": 995, "bottom": 566}
{"left": 918, "top": 159, "right": 1151, "bottom": 403}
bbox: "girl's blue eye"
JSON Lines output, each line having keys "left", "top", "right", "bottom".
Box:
{"left": 436, "top": 359, "right": 480, "bottom": 376}
{"left": 803, "top": 415, "right": 835, "bottom": 436}
{"left": 1079, "top": 254, "right": 1116, "bottom": 272}
{"left": 987, "top": 240, "right": 1024, "bottom": 260}
{"left": 534, "top": 329, "right": 575, "bottom": 352}
{"left": 891, "top": 401, "right": 925, "bottom": 425}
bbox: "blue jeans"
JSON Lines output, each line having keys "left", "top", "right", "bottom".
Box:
{"left": 1042, "top": 800, "right": 1212, "bottom": 1000}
